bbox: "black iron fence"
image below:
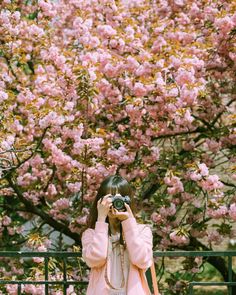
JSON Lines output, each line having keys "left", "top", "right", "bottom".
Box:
{"left": 0, "top": 251, "right": 235, "bottom": 294}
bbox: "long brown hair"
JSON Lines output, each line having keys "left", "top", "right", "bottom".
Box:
{"left": 86, "top": 174, "right": 136, "bottom": 232}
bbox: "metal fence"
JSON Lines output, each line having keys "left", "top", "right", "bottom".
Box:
{"left": 0, "top": 251, "right": 235, "bottom": 294}
{"left": 152, "top": 251, "right": 236, "bottom": 295}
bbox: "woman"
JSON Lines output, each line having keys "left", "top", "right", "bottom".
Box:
{"left": 82, "top": 174, "right": 153, "bottom": 295}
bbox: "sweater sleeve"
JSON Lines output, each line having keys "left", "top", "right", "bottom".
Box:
{"left": 81, "top": 221, "right": 109, "bottom": 268}
{"left": 122, "top": 217, "right": 153, "bottom": 270}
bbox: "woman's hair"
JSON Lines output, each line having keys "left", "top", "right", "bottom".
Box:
{"left": 86, "top": 174, "right": 136, "bottom": 230}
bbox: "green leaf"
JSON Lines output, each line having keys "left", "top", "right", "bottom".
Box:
{"left": 27, "top": 11, "right": 38, "bottom": 20}
{"left": 22, "top": 63, "right": 33, "bottom": 75}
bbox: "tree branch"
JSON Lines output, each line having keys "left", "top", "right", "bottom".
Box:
{"left": 5, "top": 175, "right": 81, "bottom": 245}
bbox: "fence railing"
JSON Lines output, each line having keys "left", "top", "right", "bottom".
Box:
{"left": 0, "top": 251, "right": 235, "bottom": 294}
{"left": 152, "top": 250, "right": 236, "bottom": 295}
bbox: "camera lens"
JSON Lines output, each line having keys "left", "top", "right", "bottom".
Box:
{"left": 113, "top": 199, "right": 124, "bottom": 210}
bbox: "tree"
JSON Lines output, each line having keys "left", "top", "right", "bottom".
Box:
{"left": 0, "top": 0, "right": 235, "bottom": 294}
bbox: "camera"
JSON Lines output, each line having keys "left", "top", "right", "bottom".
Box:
{"left": 111, "top": 194, "right": 131, "bottom": 211}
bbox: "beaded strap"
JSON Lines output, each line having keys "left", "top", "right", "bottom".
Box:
{"left": 105, "top": 234, "right": 125, "bottom": 290}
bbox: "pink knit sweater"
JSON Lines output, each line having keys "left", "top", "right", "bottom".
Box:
{"left": 82, "top": 217, "right": 153, "bottom": 295}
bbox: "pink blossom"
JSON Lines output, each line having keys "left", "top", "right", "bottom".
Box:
{"left": 204, "top": 139, "right": 222, "bottom": 153}
{"left": 198, "top": 163, "right": 209, "bottom": 176}
{"left": 26, "top": 24, "right": 45, "bottom": 38}
{"left": 207, "top": 205, "right": 228, "bottom": 219}
{"left": 47, "top": 183, "right": 57, "bottom": 196}
{"left": 67, "top": 182, "right": 82, "bottom": 193}
{"left": 189, "top": 163, "right": 209, "bottom": 181}
{"left": 125, "top": 56, "right": 140, "bottom": 71}
{"left": 151, "top": 36, "right": 167, "bottom": 53}
{"left": 160, "top": 203, "right": 176, "bottom": 217}
{"left": 175, "top": 68, "right": 195, "bottom": 86}
{"left": 76, "top": 215, "right": 87, "bottom": 225}
{"left": 135, "top": 62, "right": 153, "bottom": 77}
{"left": 207, "top": 230, "right": 223, "bottom": 245}
{"left": 133, "top": 82, "right": 148, "bottom": 97}
{"left": 215, "top": 16, "right": 235, "bottom": 34}
{"left": 164, "top": 175, "right": 184, "bottom": 195}
{"left": 200, "top": 175, "right": 224, "bottom": 191}
{"left": 6, "top": 284, "right": 20, "bottom": 295}
{"left": 180, "top": 86, "right": 198, "bottom": 106}
{"left": 24, "top": 284, "right": 44, "bottom": 294}
{"left": 229, "top": 203, "right": 236, "bottom": 220}
{"left": 33, "top": 257, "right": 44, "bottom": 263}
{"left": 190, "top": 228, "right": 207, "bottom": 238}
{"left": 39, "top": 111, "right": 65, "bottom": 128}
{"left": 38, "top": 0, "right": 56, "bottom": 17}
{"left": 107, "top": 144, "right": 135, "bottom": 165}
{"left": 51, "top": 197, "right": 71, "bottom": 218}
{"left": 102, "top": 63, "right": 120, "bottom": 78}
{"left": 174, "top": 0, "right": 184, "bottom": 6}
{"left": 169, "top": 230, "right": 190, "bottom": 245}
{"left": 97, "top": 25, "right": 117, "bottom": 38}
{"left": 151, "top": 212, "right": 162, "bottom": 223}
{"left": 0, "top": 90, "right": 8, "bottom": 103}
{"left": 2, "top": 215, "right": 11, "bottom": 226}
{"left": 174, "top": 109, "right": 194, "bottom": 126}
{"left": 52, "top": 198, "right": 70, "bottom": 210}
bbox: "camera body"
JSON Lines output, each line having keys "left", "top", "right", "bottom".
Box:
{"left": 111, "top": 194, "right": 131, "bottom": 211}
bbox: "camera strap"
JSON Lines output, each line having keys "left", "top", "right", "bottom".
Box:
{"left": 105, "top": 235, "right": 126, "bottom": 290}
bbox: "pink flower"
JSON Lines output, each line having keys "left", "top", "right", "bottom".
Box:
{"left": 160, "top": 203, "right": 176, "bottom": 217}
{"left": 164, "top": 175, "right": 184, "bottom": 195}
{"left": 174, "top": 0, "right": 184, "bottom": 6}
{"left": 200, "top": 175, "right": 224, "bottom": 191}
{"left": 2, "top": 215, "right": 11, "bottom": 226}
{"left": 97, "top": 25, "right": 117, "bottom": 38}
{"left": 38, "top": 0, "right": 56, "bottom": 17}
{"left": 125, "top": 56, "right": 140, "bottom": 71}
{"left": 207, "top": 205, "right": 228, "bottom": 219}
{"left": 39, "top": 111, "right": 65, "bottom": 128}
{"left": 47, "top": 183, "right": 57, "bottom": 196}
{"left": 204, "top": 139, "right": 222, "bottom": 153}
{"left": 151, "top": 36, "right": 167, "bottom": 53}
{"left": 76, "top": 215, "right": 87, "bottom": 225}
{"left": 189, "top": 163, "right": 209, "bottom": 181}
{"left": 102, "top": 63, "right": 120, "bottom": 78}
{"left": 6, "top": 284, "right": 20, "bottom": 295}
{"left": 33, "top": 257, "right": 44, "bottom": 263}
{"left": 180, "top": 86, "right": 198, "bottom": 106}
{"left": 52, "top": 198, "right": 70, "bottom": 210}
{"left": 133, "top": 82, "right": 148, "bottom": 97}
{"left": 67, "top": 182, "right": 82, "bottom": 193}
{"left": 175, "top": 68, "right": 195, "bottom": 86}
{"left": 207, "top": 230, "right": 223, "bottom": 245}
{"left": 229, "top": 203, "right": 236, "bottom": 220}
{"left": 0, "top": 90, "right": 8, "bottom": 103}
{"left": 151, "top": 212, "right": 162, "bottom": 223}
{"left": 215, "top": 16, "right": 234, "bottom": 34}
{"left": 169, "top": 230, "right": 190, "bottom": 245}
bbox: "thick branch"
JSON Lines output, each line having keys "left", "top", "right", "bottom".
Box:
{"left": 6, "top": 175, "right": 81, "bottom": 245}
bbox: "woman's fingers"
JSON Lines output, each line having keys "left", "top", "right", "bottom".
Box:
{"left": 124, "top": 203, "right": 131, "bottom": 212}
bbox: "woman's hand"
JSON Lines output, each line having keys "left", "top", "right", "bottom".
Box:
{"left": 97, "top": 194, "right": 113, "bottom": 222}
{"left": 111, "top": 203, "right": 134, "bottom": 221}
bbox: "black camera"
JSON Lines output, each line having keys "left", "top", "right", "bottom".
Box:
{"left": 111, "top": 194, "right": 130, "bottom": 211}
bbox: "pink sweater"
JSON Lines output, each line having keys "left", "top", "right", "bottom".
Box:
{"left": 82, "top": 217, "right": 153, "bottom": 295}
